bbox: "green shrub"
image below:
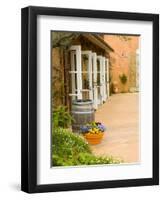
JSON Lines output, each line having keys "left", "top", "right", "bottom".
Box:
{"left": 52, "top": 106, "right": 74, "bottom": 128}
{"left": 77, "top": 153, "right": 121, "bottom": 165}
{"left": 52, "top": 128, "right": 122, "bottom": 166}
{"left": 119, "top": 73, "right": 127, "bottom": 84}
{"left": 52, "top": 128, "right": 91, "bottom": 166}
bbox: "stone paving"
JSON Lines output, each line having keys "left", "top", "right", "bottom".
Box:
{"left": 92, "top": 93, "right": 140, "bottom": 163}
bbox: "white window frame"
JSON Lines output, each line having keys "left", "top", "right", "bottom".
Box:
{"left": 69, "top": 45, "right": 82, "bottom": 100}
{"left": 97, "top": 56, "right": 103, "bottom": 104}
{"left": 106, "top": 58, "right": 109, "bottom": 99}
{"left": 102, "top": 57, "right": 107, "bottom": 102}
{"left": 69, "top": 45, "right": 109, "bottom": 108}
{"left": 92, "top": 52, "right": 98, "bottom": 109}
{"left": 81, "top": 51, "right": 93, "bottom": 101}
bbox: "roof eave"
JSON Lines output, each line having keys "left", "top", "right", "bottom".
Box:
{"left": 83, "top": 34, "right": 114, "bottom": 52}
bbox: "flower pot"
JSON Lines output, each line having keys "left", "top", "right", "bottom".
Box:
{"left": 84, "top": 132, "right": 104, "bottom": 145}
{"left": 113, "top": 81, "right": 119, "bottom": 94}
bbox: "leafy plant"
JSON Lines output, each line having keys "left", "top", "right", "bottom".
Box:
{"left": 119, "top": 73, "right": 128, "bottom": 85}
{"left": 52, "top": 128, "right": 121, "bottom": 166}
{"left": 77, "top": 153, "right": 121, "bottom": 165}
{"left": 52, "top": 106, "right": 74, "bottom": 128}
{"left": 52, "top": 128, "right": 91, "bottom": 166}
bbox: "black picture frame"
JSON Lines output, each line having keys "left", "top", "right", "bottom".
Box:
{"left": 21, "top": 6, "right": 159, "bottom": 193}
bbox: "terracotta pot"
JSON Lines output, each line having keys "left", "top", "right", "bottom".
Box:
{"left": 84, "top": 132, "right": 104, "bottom": 145}
{"left": 113, "top": 82, "right": 119, "bottom": 94}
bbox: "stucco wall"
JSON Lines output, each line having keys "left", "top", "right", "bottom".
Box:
{"left": 104, "top": 35, "right": 139, "bottom": 93}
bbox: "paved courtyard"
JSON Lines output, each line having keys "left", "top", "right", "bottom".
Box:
{"left": 92, "top": 93, "right": 140, "bottom": 163}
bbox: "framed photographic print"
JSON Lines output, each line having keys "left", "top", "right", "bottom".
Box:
{"left": 21, "top": 6, "right": 159, "bottom": 193}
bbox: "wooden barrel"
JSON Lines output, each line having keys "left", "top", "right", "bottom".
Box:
{"left": 71, "top": 99, "right": 95, "bottom": 133}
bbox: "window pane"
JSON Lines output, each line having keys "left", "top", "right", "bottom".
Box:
{"left": 97, "top": 59, "right": 100, "bottom": 71}
{"left": 81, "top": 91, "right": 89, "bottom": 100}
{"left": 69, "top": 73, "right": 77, "bottom": 94}
{"left": 81, "top": 54, "right": 88, "bottom": 72}
{"left": 82, "top": 72, "right": 89, "bottom": 89}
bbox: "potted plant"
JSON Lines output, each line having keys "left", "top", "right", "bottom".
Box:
{"left": 119, "top": 73, "right": 128, "bottom": 92}
{"left": 112, "top": 81, "right": 119, "bottom": 93}
{"left": 80, "top": 122, "right": 106, "bottom": 145}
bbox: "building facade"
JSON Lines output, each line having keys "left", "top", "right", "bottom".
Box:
{"left": 51, "top": 33, "right": 140, "bottom": 112}
{"left": 51, "top": 33, "right": 113, "bottom": 111}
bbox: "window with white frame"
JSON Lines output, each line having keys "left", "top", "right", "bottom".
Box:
{"left": 69, "top": 45, "right": 109, "bottom": 109}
